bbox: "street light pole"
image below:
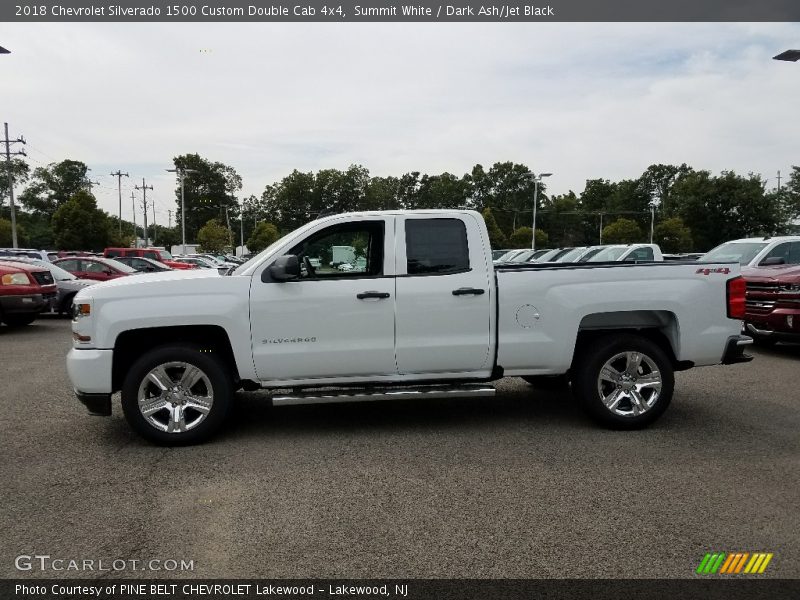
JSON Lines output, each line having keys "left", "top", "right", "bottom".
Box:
{"left": 167, "top": 167, "right": 198, "bottom": 255}
{"left": 239, "top": 199, "right": 245, "bottom": 257}
{"left": 528, "top": 172, "right": 552, "bottom": 250}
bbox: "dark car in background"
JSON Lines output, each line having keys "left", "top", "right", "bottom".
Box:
{"left": 53, "top": 257, "right": 136, "bottom": 281}
{"left": 104, "top": 247, "right": 196, "bottom": 270}
{"left": 115, "top": 256, "right": 174, "bottom": 273}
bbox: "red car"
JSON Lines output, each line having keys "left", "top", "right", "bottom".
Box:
{"left": 53, "top": 256, "right": 136, "bottom": 281}
{"left": 0, "top": 260, "right": 58, "bottom": 327}
{"left": 103, "top": 247, "right": 196, "bottom": 270}
{"left": 742, "top": 264, "right": 800, "bottom": 345}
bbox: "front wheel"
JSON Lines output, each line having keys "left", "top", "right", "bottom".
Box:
{"left": 2, "top": 313, "right": 37, "bottom": 327}
{"left": 572, "top": 334, "right": 674, "bottom": 429}
{"left": 121, "top": 345, "right": 233, "bottom": 445}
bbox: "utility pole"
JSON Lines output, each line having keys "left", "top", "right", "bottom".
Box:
{"left": 777, "top": 170, "right": 782, "bottom": 191}
{"left": 239, "top": 200, "right": 245, "bottom": 257}
{"left": 168, "top": 209, "right": 172, "bottom": 229}
{"left": 3, "top": 122, "right": 26, "bottom": 248}
{"left": 224, "top": 206, "right": 233, "bottom": 250}
{"left": 166, "top": 167, "right": 199, "bottom": 255}
{"left": 130, "top": 191, "right": 137, "bottom": 246}
{"left": 110, "top": 170, "right": 129, "bottom": 235}
{"left": 151, "top": 198, "right": 157, "bottom": 245}
{"left": 134, "top": 178, "right": 153, "bottom": 247}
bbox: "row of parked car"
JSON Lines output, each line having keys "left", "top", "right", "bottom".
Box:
{"left": 493, "top": 236, "right": 800, "bottom": 346}
{"left": 0, "top": 246, "right": 247, "bottom": 328}
{"left": 493, "top": 243, "right": 665, "bottom": 264}
{"left": 2, "top": 235, "right": 800, "bottom": 345}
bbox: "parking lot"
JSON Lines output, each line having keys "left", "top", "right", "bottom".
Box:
{"left": 1, "top": 316, "right": 798, "bottom": 579}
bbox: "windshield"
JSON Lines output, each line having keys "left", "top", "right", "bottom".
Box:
{"left": 102, "top": 258, "right": 137, "bottom": 273}
{"left": 232, "top": 238, "right": 289, "bottom": 275}
{"left": 46, "top": 262, "right": 78, "bottom": 280}
{"left": 578, "top": 247, "right": 605, "bottom": 262}
{"left": 588, "top": 247, "right": 628, "bottom": 262}
{"left": 510, "top": 250, "right": 536, "bottom": 262}
{"left": 555, "top": 248, "right": 585, "bottom": 262}
{"left": 159, "top": 250, "right": 173, "bottom": 259}
{"left": 701, "top": 242, "right": 768, "bottom": 265}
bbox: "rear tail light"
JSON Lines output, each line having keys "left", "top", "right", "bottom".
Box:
{"left": 727, "top": 276, "right": 746, "bottom": 320}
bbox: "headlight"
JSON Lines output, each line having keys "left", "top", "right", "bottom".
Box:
{"left": 72, "top": 303, "right": 91, "bottom": 318}
{"left": 1, "top": 273, "right": 31, "bottom": 285}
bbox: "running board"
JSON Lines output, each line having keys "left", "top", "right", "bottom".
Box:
{"left": 271, "top": 384, "right": 496, "bottom": 407}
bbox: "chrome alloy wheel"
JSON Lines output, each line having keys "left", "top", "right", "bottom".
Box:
{"left": 137, "top": 362, "right": 214, "bottom": 433}
{"left": 596, "top": 351, "right": 662, "bottom": 417}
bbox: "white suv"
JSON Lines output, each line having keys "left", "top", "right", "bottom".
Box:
{"left": 701, "top": 236, "right": 800, "bottom": 267}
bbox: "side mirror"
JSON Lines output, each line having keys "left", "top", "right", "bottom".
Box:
{"left": 267, "top": 254, "right": 300, "bottom": 281}
{"left": 761, "top": 256, "right": 785, "bottom": 266}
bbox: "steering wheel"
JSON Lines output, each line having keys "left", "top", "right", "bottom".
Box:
{"left": 302, "top": 256, "right": 316, "bottom": 278}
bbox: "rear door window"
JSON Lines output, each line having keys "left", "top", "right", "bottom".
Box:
{"left": 405, "top": 219, "right": 470, "bottom": 275}
{"left": 629, "top": 247, "right": 654, "bottom": 261}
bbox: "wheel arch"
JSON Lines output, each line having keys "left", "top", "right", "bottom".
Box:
{"left": 112, "top": 325, "right": 239, "bottom": 392}
{"left": 572, "top": 310, "right": 688, "bottom": 371}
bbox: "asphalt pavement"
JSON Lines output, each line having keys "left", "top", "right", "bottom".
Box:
{"left": 1, "top": 317, "right": 798, "bottom": 579}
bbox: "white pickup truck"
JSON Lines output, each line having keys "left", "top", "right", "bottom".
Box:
{"left": 67, "top": 210, "right": 752, "bottom": 444}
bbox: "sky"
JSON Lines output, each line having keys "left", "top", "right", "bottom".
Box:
{"left": 2, "top": 22, "right": 799, "bottom": 226}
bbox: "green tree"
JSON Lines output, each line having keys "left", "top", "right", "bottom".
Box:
{"left": 508, "top": 226, "right": 548, "bottom": 249}
{"left": 782, "top": 165, "right": 800, "bottom": 222}
{"left": 638, "top": 163, "right": 693, "bottom": 216}
{"left": 246, "top": 222, "right": 279, "bottom": 254}
{"left": 602, "top": 218, "right": 644, "bottom": 244}
{"left": 0, "top": 158, "right": 30, "bottom": 208}
{"left": 170, "top": 154, "right": 242, "bottom": 241}
{"left": 197, "top": 219, "right": 231, "bottom": 253}
{"left": 0, "top": 218, "right": 15, "bottom": 246}
{"left": 672, "top": 170, "right": 784, "bottom": 250}
{"left": 52, "top": 190, "right": 110, "bottom": 251}
{"left": 19, "top": 159, "right": 90, "bottom": 218}
{"left": 481, "top": 208, "right": 507, "bottom": 248}
{"left": 653, "top": 217, "right": 693, "bottom": 253}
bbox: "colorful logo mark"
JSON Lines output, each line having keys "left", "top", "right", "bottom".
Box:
{"left": 696, "top": 552, "right": 774, "bottom": 575}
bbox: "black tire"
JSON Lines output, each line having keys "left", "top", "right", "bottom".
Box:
{"left": 572, "top": 334, "right": 674, "bottom": 429}
{"left": 121, "top": 344, "right": 234, "bottom": 445}
{"left": 2, "top": 313, "right": 37, "bottom": 327}
{"left": 59, "top": 293, "right": 76, "bottom": 316}
{"left": 521, "top": 375, "right": 570, "bottom": 390}
{"left": 751, "top": 335, "right": 777, "bottom": 348}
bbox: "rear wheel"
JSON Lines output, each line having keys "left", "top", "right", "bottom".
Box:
{"left": 572, "top": 334, "right": 674, "bottom": 429}
{"left": 121, "top": 344, "right": 233, "bottom": 445}
{"left": 2, "top": 314, "right": 37, "bottom": 327}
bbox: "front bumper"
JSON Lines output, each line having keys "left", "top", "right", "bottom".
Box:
{"left": 66, "top": 347, "right": 113, "bottom": 395}
{"left": 0, "top": 293, "right": 46, "bottom": 315}
{"left": 721, "top": 334, "right": 754, "bottom": 365}
{"left": 745, "top": 322, "right": 800, "bottom": 343}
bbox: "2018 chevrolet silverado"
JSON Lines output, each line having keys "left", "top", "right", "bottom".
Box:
{"left": 66, "top": 210, "right": 752, "bottom": 444}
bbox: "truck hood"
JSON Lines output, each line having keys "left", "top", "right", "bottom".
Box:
{"left": 742, "top": 264, "right": 800, "bottom": 283}
{"left": 76, "top": 268, "right": 221, "bottom": 298}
